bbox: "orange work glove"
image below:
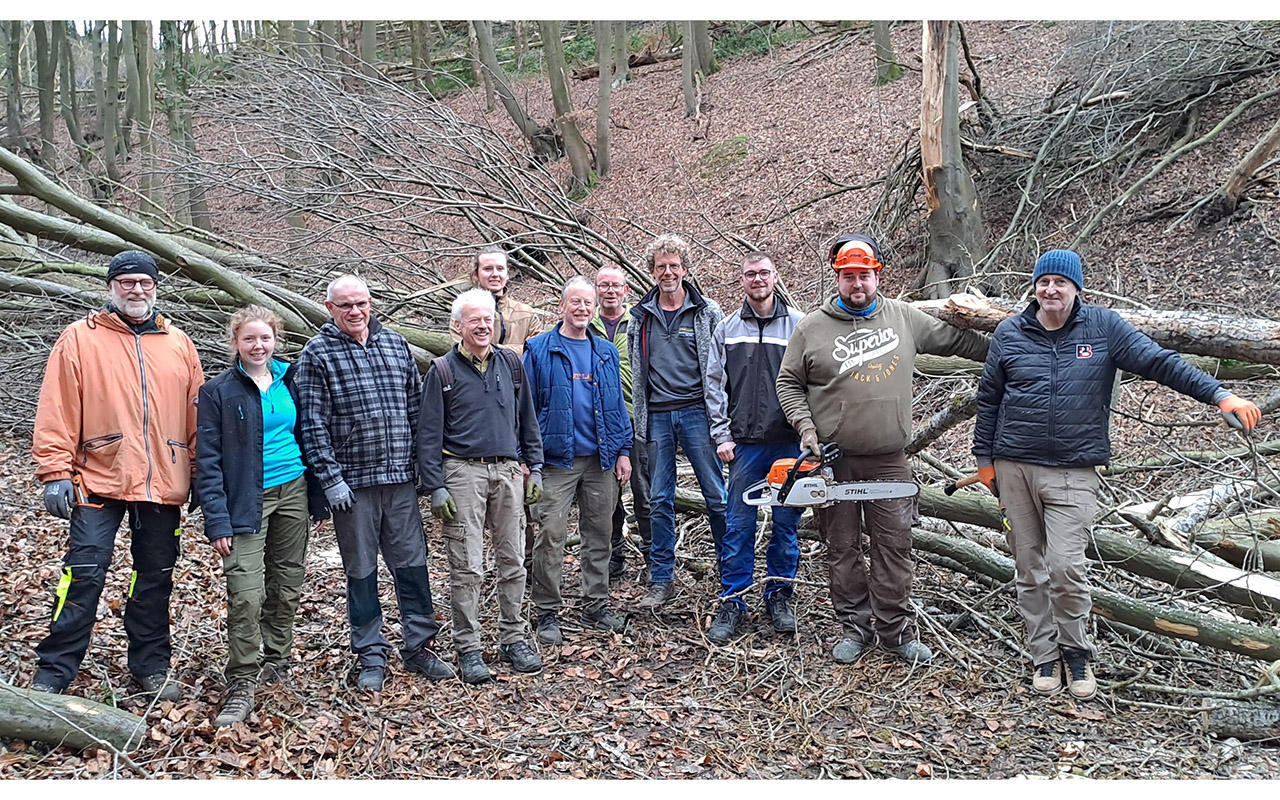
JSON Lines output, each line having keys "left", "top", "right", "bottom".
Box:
{"left": 977, "top": 465, "right": 997, "bottom": 495}
{"left": 1218, "top": 395, "right": 1262, "bottom": 431}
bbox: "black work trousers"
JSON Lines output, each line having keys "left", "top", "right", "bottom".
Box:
{"left": 34, "top": 497, "right": 181, "bottom": 687}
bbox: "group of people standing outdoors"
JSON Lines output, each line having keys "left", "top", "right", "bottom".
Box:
{"left": 29, "top": 236, "right": 1261, "bottom": 727}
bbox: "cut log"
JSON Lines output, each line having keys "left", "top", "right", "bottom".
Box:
{"left": 0, "top": 685, "right": 146, "bottom": 752}
{"left": 1102, "top": 439, "right": 1280, "bottom": 477}
{"left": 1195, "top": 512, "right": 1280, "bottom": 572}
{"left": 914, "top": 353, "right": 1278, "bottom": 382}
{"left": 572, "top": 47, "right": 682, "bottom": 80}
{"left": 1156, "top": 479, "right": 1255, "bottom": 549}
{"left": 1202, "top": 702, "right": 1280, "bottom": 741}
{"left": 911, "top": 528, "right": 1280, "bottom": 661}
{"left": 913, "top": 294, "right": 1280, "bottom": 366}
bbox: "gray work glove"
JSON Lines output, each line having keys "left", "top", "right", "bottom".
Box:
{"left": 524, "top": 469, "right": 544, "bottom": 505}
{"left": 430, "top": 487, "right": 457, "bottom": 521}
{"left": 43, "top": 479, "right": 74, "bottom": 519}
{"left": 800, "top": 429, "right": 822, "bottom": 460}
{"left": 324, "top": 480, "right": 355, "bottom": 513}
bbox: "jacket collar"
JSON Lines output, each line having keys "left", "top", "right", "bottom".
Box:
{"left": 592, "top": 305, "right": 630, "bottom": 331}
{"left": 1018, "top": 297, "right": 1085, "bottom": 334}
{"left": 819, "top": 294, "right": 881, "bottom": 322}
{"left": 320, "top": 316, "right": 384, "bottom": 345}
{"left": 739, "top": 295, "right": 788, "bottom": 321}
{"left": 92, "top": 306, "right": 167, "bottom": 334}
{"left": 633, "top": 280, "right": 707, "bottom": 319}
{"left": 549, "top": 321, "right": 599, "bottom": 352}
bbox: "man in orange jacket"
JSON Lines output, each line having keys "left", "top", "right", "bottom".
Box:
{"left": 30, "top": 251, "right": 204, "bottom": 701}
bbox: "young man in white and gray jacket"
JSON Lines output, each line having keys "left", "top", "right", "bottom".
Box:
{"left": 706, "top": 253, "right": 806, "bottom": 643}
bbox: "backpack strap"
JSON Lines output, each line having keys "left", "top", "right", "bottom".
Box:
{"left": 497, "top": 347, "right": 524, "bottom": 395}
{"left": 432, "top": 355, "right": 454, "bottom": 393}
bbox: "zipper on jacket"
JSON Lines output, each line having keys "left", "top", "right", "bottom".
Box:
{"left": 1049, "top": 337, "right": 1060, "bottom": 463}
{"left": 135, "top": 332, "right": 155, "bottom": 502}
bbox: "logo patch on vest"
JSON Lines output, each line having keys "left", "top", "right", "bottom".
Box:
{"left": 1077, "top": 344, "right": 1093, "bottom": 359}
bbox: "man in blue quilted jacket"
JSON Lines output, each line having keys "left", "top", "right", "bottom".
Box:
{"left": 524, "top": 277, "right": 633, "bottom": 646}
{"left": 973, "top": 249, "right": 1261, "bottom": 701}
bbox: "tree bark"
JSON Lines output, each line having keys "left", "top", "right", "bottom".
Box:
{"left": 473, "top": 20, "right": 559, "bottom": 161}
{"left": 691, "top": 20, "right": 716, "bottom": 76}
{"left": 920, "top": 21, "right": 987, "bottom": 298}
{"left": 159, "top": 21, "right": 190, "bottom": 224}
{"left": 1194, "top": 512, "right": 1280, "bottom": 572}
{"left": 681, "top": 22, "right": 697, "bottom": 117}
{"left": 594, "top": 20, "right": 612, "bottom": 180}
{"left": 613, "top": 22, "right": 630, "bottom": 87}
{"left": 132, "top": 21, "right": 161, "bottom": 218}
{"left": 318, "top": 20, "right": 338, "bottom": 67}
{"left": 103, "top": 21, "right": 121, "bottom": 182}
{"left": 0, "top": 685, "right": 146, "bottom": 753}
{"left": 1202, "top": 115, "right": 1280, "bottom": 223}
{"left": 913, "top": 352, "right": 1276, "bottom": 382}
{"left": 4, "top": 22, "right": 23, "bottom": 151}
{"left": 33, "top": 21, "right": 56, "bottom": 167}
{"left": 872, "top": 20, "right": 903, "bottom": 85}
{"left": 120, "top": 18, "right": 137, "bottom": 153}
{"left": 540, "top": 20, "right": 592, "bottom": 193}
{"left": 360, "top": 20, "right": 378, "bottom": 79}
{"left": 90, "top": 21, "right": 106, "bottom": 144}
{"left": 1202, "top": 703, "right": 1280, "bottom": 741}
{"left": 913, "top": 293, "right": 1280, "bottom": 366}
{"left": 54, "top": 22, "right": 92, "bottom": 172}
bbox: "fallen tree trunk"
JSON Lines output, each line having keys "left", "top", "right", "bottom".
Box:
{"left": 917, "top": 485, "right": 1280, "bottom": 614}
{"left": 913, "top": 294, "right": 1280, "bottom": 366}
{"left": 1101, "top": 439, "right": 1280, "bottom": 477}
{"left": 572, "top": 47, "right": 682, "bottom": 80}
{"left": 911, "top": 527, "right": 1280, "bottom": 661}
{"left": 0, "top": 684, "right": 146, "bottom": 752}
{"left": 1202, "top": 702, "right": 1280, "bottom": 740}
{"left": 914, "top": 353, "right": 1278, "bottom": 382}
{"left": 1195, "top": 512, "right": 1280, "bottom": 572}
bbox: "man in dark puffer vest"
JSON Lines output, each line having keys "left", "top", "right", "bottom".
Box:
{"left": 973, "top": 249, "right": 1261, "bottom": 701}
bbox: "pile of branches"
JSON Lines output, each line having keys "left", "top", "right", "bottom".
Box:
{"left": 865, "top": 20, "right": 1280, "bottom": 292}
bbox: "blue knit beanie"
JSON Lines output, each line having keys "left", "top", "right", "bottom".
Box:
{"left": 1031, "top": 249, "right": 1083, "bottom": 291}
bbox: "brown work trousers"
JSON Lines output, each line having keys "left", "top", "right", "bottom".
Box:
{"left": 817, "top": 451, "right": 918, "bottom": 647}
{"left": 994, "top": 459, "right": 1099, "bottom": 665}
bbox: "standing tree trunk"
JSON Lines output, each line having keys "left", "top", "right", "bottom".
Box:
{"left": 90, "top": 21, "right": 106, "bottom": 143}
{"left": 681, "top": 21, "right": 697, "bottom": 117}
{"left": 120, "top": 18, "right": 137, "bottom": 154}
{"left": 54, "top": 22, "right": 92, "bottom": 172}
{"left": 360, "top": 20, "right": 378, "bottom": 79}
{"left": 33, "top": 21, "right": 57, "bottom": 168}
{"left": 409, "top": 20, "right": 425, "bottom": 92}
{"left": 132, "top": 20, "right": 161, "bottom": 218}
{"left": 473, "top": 20, "right": 559, "bottom": 161}
{"left": 292, "top": 21, "right": 311, "bottom": 64}
{"left": 318, "top": 20, "right": 338, "bottom": 66}
{"left": 919, "top": 20, "right": 987, "bottom": 298}
{"left": 159, "top": 21, "right": 190, "bottom": 224}
{"left": 612, "top": 22, "right": 629, "bottom": 88}
{"left": 872, "top": 20, "right": 903, "bottom": 85}
{"left": 692, "top": 21, "right": 717, "bottom": 76}
{"left": 539, "top": 20, "right": 592, "bottom": 193}
{"left": 512, "top": 20, "right": 526, "bottom": 72}
{"left": 594, "top": 20, "right": 612, "bottom": 179}
{"left": 5, "top": 21, "right": 23, "bottom": 151}
{"left": 103, "top": 21, "right": 120, "bottom": 183}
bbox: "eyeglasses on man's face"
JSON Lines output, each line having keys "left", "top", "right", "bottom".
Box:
{"left": 741, "top": 269, "right": 774, "bottom": 282}
{"left": 597, "top": 282, "right": 626, "bottom": 291}
{"left": 113, "top": 277, "right": 156, "bottom": 291}
{"left": 331, "top": 300, "right": 371, "bottom": 311}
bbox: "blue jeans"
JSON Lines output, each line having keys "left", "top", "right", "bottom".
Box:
{"left": 647, "top": 406, "right": 727, "bottom": 584}
{"left": 722, "top": 441, "right": 802, "bottom": 609}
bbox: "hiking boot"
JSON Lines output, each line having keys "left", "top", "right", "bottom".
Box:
{"left": 459, "top": 651, "right": 491, "bottom": 685}
{"left": 832, "top": 637, "right": 868, "bottom": 664}
{"left": 765, "top": 594, "right": 797, "bottom": 634}
{"left": 214, "top": 680, "right": 255, "bottom": 727}
{"left": 1062, "top": 648, "right": 1096, "bottom": 700}
{"left": 536, "top": 613, "right": 564, "bottom": 646}
{"left": 581, "top": 605, "right": 628, "bottom": 634}
{"left": 884, "top": 639, "right": 934, "bottom": 666}
{"left": 31, "top": 672, "right": 67, "bottom": 695}
{"left": 707, "top": 603, "right": 746, "bottom": 644}
{"left": 1032, "top": 661, "right": 1064, "bottom": 696}
{"left": 498, "top": 641, "right": 543, "bottom": 674}
{"left": 257, "top": 663, "right": 289, "bottom": 686}
{"left": 609, "top": 557, "right": 625, "bottom": 581}
{"left": 136, "top": 672, "right": 181, "bottom": 702}
{"left": 356, "top": 664, "right": 386, "bottom": 691}
{"left": 638, "top": 582, "right": 675, "bottom": 609}
{"left": 404, "top": 647, "right": 454, "bottom": 682}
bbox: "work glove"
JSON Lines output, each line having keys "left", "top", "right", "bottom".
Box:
{"left": 525, "top": 469, "right": 544, "bottom": 505}
{"left": 430, "top": 487, "right": 457, "bottom": 521}
{"left": 324, "top": 480, "right": 355, "bottom": 513}
{"left": 800, "top": 429, "right": 821, "bottom": 461}
{"left": 977, "top": 465, "right": 997, "bottom": 495}
{"left": 43, "top": 479, "right": 74, "bottom": 519}
{"left": 1218, "top": 394, "right": 1261, "bottom": 431}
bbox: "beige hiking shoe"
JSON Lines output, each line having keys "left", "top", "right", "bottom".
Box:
{"left": 214, "top": 680, "right": 255, "bottom": 727}
{"left": 1032, "top": 661, "right": 1064, "bottom": 696}
{"left": 1062, "top": 648, "right": 1097, "bottom": 700}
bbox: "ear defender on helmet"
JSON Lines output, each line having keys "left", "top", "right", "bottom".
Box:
{"left": 828, "top": 234, "right": 885, "bottom": 272}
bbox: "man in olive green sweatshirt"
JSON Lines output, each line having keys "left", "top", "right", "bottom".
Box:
{"left": 775, "top": 234, "right": 989, "bottom": 667}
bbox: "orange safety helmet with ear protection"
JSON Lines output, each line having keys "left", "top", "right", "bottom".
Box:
{"left": 828, "top": 233, "right": 885, "bottom": 272}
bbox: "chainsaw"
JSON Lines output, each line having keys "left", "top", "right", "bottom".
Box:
{"left": 741, "top": 442, "right": 919, "bottom": 508}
